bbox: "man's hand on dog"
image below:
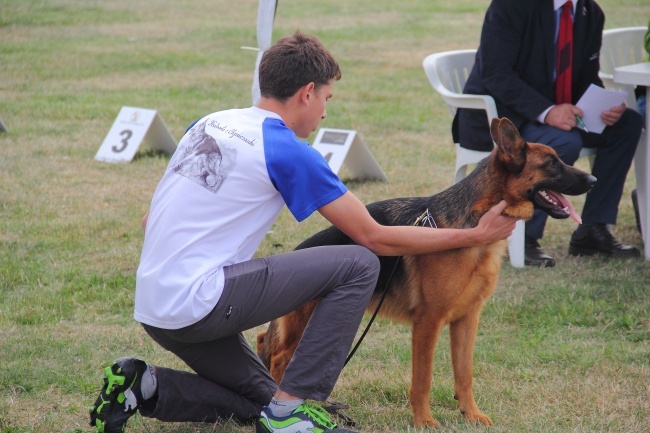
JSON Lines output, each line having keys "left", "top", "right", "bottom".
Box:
{"left": 474, "top": 200, "right": 518, "bottom": 244}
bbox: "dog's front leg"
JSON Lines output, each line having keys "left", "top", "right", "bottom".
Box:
{"left": 409, "top": 314, "right": 444, "bottom": 428}
{"left": 449, "top": 308, "right": 493, "bottom": 426}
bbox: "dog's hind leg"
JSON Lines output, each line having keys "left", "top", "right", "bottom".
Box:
{"left": 449, "top": 307, "right": 494, "bottom": 426}
{"left": 409, "top": 312, "right": 445, "bottom": 428}
{"left": 264, "top": 299, "right": 320, "bottom": 383}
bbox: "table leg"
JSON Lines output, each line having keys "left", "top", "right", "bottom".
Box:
{"left": 633, "top": 87, "right": 650, "bottom": 259}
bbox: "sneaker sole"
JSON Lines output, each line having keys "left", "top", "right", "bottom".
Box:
{"left": 89, "top": 362, "right": 133, "bottom": 433}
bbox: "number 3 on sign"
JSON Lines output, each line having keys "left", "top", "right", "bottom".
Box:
{"left": 95, "top": 106, "right": 177, "bottom": 163}
{"left": 95, "top": 107, "right": 157, "bottom": 163}
{"left": 112, "top": 129, "right": 133, "bottom": 153}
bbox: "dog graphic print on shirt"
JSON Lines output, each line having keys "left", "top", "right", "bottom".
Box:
{"left": 171, "top": 120, "right": 236, "bottom": 193}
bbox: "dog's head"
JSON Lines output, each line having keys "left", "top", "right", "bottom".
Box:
{"left": 489, "top": 117, "right": 596, "bottom": 222}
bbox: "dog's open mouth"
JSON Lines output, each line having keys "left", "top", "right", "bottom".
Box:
{"left": 534, "top": 189, "right": 582, "bottom": 224}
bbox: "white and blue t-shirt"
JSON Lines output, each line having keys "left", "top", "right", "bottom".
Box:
{"left": 134, "top": 106, "right": 347, "bottom": 329}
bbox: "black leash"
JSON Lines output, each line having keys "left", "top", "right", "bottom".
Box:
{"left": 324, "top": 259, "right": 400, "bottom": 427}
{"left": 343, "top": 256, "right": 401, "bottom": 367}
{"left": 322, "top": 400, "right": 357, "bottom": 427}
{"left": 324, "top": 257, "right": 399, "bottom": 427}
{"left": 345, "top": 208, "right": 433, "bottom": 367}
{"left": 326, "top": 209, "right": 434, "bottom": 426}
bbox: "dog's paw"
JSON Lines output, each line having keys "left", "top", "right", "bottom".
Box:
{"left": 461, "top": 409, "right": 494, "bottom": 426}
{"left": 413, "top": 417, "right": 440, "bottom": 428}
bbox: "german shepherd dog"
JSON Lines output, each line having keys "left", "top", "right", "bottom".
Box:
{"left": 256, "top": 118, "right": 596, "bottom": 427}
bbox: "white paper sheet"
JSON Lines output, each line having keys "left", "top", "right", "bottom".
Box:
{"left": 575, "top": 84, "right": 628, "bottom": 134}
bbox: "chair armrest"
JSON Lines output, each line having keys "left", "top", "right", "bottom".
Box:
{"left": 440, "top": 93, "right": 499, "bottom": 127}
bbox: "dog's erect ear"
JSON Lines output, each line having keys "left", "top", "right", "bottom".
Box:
{"left": 490, "top": 117, "right": 527, "bottom": 173}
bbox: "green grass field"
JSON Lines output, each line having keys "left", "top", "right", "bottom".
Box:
{"left": 1, "top": 0, "right": 649, "bottom": 432}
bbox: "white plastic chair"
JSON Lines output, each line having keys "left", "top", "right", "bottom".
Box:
{"left": 422, "top": 50, "right": 498, "bottom": 184}
{"left": 599, "top": 26, "right": 646, "bottom": 166}
{"left": 599, "top": 26, "right": 647, "bottom": 109}
{"left": 422, "top": 50, "right": 526, "bottom": 267}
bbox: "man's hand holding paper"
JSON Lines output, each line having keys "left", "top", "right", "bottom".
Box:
{"left": 600, "top": 102, "right": 626, "bottom": 127}
{"left": 576, "top": 84, "right": 628, "bottom": 133}
{"left": 545, "top": 103, "right": 585, "bottom": 131}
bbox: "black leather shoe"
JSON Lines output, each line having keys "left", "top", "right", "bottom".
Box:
{"left": 524, "top": 236, "right": 555, "bottom": 267}
{"left": 568, "top": 224, "right": 640, "bottom": 257}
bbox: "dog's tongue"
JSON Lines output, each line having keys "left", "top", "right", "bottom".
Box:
{"left": 547, "top": 190, "right": 582, "bottom": 224}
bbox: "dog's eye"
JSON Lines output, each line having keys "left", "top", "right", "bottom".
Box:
{"left": 542, "top": 158, "right": 560, "bottom": 171}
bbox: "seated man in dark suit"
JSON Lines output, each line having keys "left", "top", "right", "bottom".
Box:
{"left": 453, "top": 0, "right": 643, "bottom": 267}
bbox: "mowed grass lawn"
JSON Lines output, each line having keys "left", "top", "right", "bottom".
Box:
{"left": 1, "top": 0, "right": 649, "bottom": 432}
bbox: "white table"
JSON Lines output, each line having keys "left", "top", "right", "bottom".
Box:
{"left": 614, "top": 62, "right": 650, "bottom": 260}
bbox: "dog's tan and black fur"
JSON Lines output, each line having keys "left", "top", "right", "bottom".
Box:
{"left": 256, "top": 118, "right": 596, "bottom": 427}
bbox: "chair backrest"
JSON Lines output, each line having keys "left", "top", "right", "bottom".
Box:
{"left": 423, "top": 49, "right": 479, "bottom": 117}
{"left": 422, "top": 49, "right": 499, "bottom": 147}
{"left": 600, "top": 27, "right": 647, "bottom": 75}
{"left": 423, "top": 49, "right": 499, "bottom": 123}
{"left": 599, "top": 26, "right": 647, "bottom": 108}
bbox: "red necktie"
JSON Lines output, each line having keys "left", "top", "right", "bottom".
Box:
{"left": 555, "top": 1, "right": 573, "bottom": 104}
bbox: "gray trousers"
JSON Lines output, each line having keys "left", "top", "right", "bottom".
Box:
{"left": 138, "top": 245, "right": 379, "bottom": 424}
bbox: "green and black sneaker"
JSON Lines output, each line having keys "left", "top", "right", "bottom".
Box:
{"left": 257, "top": 402, "right": 359, "bottom": 433}
{"left": 89, "top": 357, "right": 147, "bottom": 433}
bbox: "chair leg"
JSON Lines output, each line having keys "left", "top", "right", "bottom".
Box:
{"left": 507, "top": 220, "right": 525, "bottom": 268}
{"left": 454, "top": 165, "right": 468, "bottom": 184}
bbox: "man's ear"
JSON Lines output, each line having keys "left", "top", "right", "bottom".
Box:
{"left": 299, "top": 82, "right": 315, "bottom": 104}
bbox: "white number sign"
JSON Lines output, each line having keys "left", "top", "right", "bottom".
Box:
{"left": 95, "top": 106, "right": 176, "bottom": 163}
{"left": 312, "top": 128, "right": 388, "bottom": 181}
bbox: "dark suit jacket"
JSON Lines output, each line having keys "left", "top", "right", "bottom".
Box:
{"left": 453, "top": 0, "right": 605, "bottom": 151}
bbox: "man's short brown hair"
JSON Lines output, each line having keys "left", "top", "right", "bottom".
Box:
{"left": 259, "top": 31, "right": 342, "bottom": 101}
